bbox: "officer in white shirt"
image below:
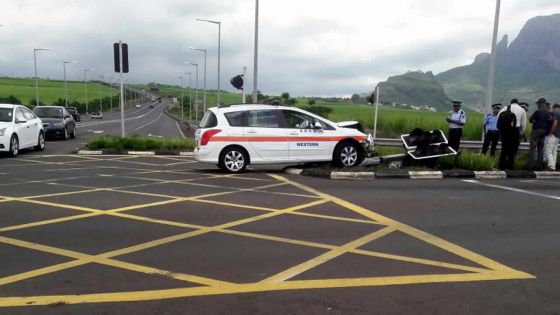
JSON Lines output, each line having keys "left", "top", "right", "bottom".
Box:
{"left": 446, "top": 101, "right": 467, "bottom": 151}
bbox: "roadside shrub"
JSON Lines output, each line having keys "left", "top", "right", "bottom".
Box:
{"left": 85, "top": 135, "right": 195, "bottom": 151}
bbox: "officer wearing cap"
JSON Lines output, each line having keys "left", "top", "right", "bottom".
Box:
{"left": 482, "top": 103, "right": 501, "bottom": 156}
{"left": 446, "top": 101, "right": 467, "bottom": 151}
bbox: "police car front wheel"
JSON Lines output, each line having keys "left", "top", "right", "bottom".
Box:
{"left": 219, "top": 147, "right": 249, "bottom": 173}
{"left": 333, "top": 142, "right": 363, "bottom": 167}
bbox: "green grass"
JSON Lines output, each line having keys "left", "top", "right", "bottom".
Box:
{"left": 438, "top": 153, "right": 498, "bottom": 171}
{"left": 0, "top": 77, "right": 119, "bottom": 105}
{"left": 85, "top": 135, "right": 195, "bottom": 151}
{"left": 305, "top": 102, "right": 484, "bottom": 140}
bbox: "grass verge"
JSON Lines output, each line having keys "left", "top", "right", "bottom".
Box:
{"left": 85, "top": 135, "right": 195, "bottom": 151}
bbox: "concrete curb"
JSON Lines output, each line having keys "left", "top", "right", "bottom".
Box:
{"left": 76, "top": 150, "right": 194, "bottom": 156}
{"left": 285, "top": 168, "right": 558, "bottom": 181}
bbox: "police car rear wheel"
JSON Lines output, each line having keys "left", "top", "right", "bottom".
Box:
{"left": 334, "top": 142, "right": 362, "bottom": 167}
{"left": 219, "top": 148, "right": 248, "bottom": 173}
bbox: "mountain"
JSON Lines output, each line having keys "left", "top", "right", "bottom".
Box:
{"left": 436, "top": 14, "right": 560, "bottom": 111}
{"left": 376, "top": 70, "right": 453, "bottom": 111}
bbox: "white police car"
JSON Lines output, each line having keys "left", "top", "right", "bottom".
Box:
{"left": 194, "top": 105, "right": 372, "bottom": 173}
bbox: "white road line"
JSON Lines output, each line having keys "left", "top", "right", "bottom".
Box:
{"left": 463, "top": 180, "right": 560, "bottom": 201}
{"left": 176, "top": 121, "right": 186, "bottom": 139}
{"left": 133, "top": 112, "right": 164, "bottom": 131}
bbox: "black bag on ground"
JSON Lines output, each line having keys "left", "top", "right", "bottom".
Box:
{"left": 497, "top": 105, "right": 517, "bottom": 133}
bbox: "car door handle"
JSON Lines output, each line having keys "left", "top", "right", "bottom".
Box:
{"left": 246, "top": 130, "right": 258, "bottom": 134}
{"left": 289, "top": 132, "right": 299, "bottom": 135}
{"left": 26, "top": 126, "right": 31, "bottom": 129}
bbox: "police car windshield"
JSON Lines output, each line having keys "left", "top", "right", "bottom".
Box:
{"left": 34, "top": 107, "right": 63, "bottom": 119}
{"left": 200, "top": 111, "right": 218, "bottom": 128}
{"left": 0, "top": 108, "right": 13, "bottom": 122}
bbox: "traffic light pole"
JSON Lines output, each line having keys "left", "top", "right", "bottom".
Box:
{"left": 119, "top": 41, "right": 125, "bottom": 138}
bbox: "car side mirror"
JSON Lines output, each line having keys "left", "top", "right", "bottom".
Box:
{"left": 64, "top": 115, "right": 72, "bottom": 119}
{"left": 16, "top": 119, "right": 27, "bottom": 124}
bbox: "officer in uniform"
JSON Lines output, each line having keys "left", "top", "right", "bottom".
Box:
{"left": 446, "top": 101, "right": 467, "bottom": 151}
{"left": 482, "top": 103, "right": 501, "bottom": 156}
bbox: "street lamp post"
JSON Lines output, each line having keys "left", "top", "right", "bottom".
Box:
{"left": 106, "top": 76, "right": 113, "bottom": 112}
{"left": 63, "top": 60, "right": 77, "bottom": 107}
{"left": 178, "top": 76, "right": 184, "bottom": 122}
{"left": 83, "top": 68, "right": 94, "bottom": 114}
{"left": 485, "top": 0, "right": 501, "bottom": 113}
{"left": 253, "top": 0, "right": 259, "bottom": 104}
{"left": 98, "top": 75, "right": 104, "bottom": 112}
{"left": 196, "top": 19, "right": 221, "bottom": 106}
{"left": 185, "top": 62, "right": 199, "bottom": 121}
{"left": 189, "top": 47, "right": 207, "bottom": 112}
{"left": 33, "top": 48, "right": 51, "bottom": 107}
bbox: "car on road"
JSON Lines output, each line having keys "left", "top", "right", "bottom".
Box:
{"left": 0, "top": 104, "right": 45, "bottom": 156}
{"left": 33, "top": 106, "right": 76, "bottom": 140}
{"left": 194, "top": 104, "right": 373, "bottom": 173}
{"left": 66, "top": 107, "right": 81, "bottom": 122}
{"left": 135, "top": 104, "right": 141, "bottom": 108}
{"left": 149, "top": 104, "right": 154, "bottom": 109}
{"left": 90, "top": 111, "right": 103, "bottom": 119}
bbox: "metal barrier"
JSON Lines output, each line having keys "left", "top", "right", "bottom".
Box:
{"left": 374, "top": 138, "right": 531, "bottom": 151}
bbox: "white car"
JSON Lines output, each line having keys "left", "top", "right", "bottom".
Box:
{"left": 194, "top": 104, "right": 372, "bottom": 173}
{"left": 0, "top": 104, "right": 45, "bottom": 156}
{"left": 135, "top": 104, "right": 141, "bottom": 108}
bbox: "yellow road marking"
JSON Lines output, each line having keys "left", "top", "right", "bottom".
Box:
{"left": 261, "top": 226, "right": 397, "bottom": 283}
{"left": 0, "top": 272, "right": 533, "bottom": 307}
{"left": 269, "top": 174, "right": 534, "bottom": 277}
{"left": 0, "top": 166, "right": 535, "bottom": 307}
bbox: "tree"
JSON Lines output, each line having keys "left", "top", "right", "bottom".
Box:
{"left": 351, "top": 94, "right": 362, "bottom": 104}
{"left": 308, "top": 99, "right": 316, "bottom": 106}
{"left": 280, "top": 92, "right": 290, "bottom": 103}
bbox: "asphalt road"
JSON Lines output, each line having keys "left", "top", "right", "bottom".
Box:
{"left": 16, "top": 100, "right": 185, "bottom": 156}
{"left": 0, "top": 155, "right": 558, "bottom": 314}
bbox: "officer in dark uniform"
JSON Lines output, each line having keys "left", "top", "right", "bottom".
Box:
{"left": 446, "top": 101, "right": 467, "bottom": 151}
{"left": 482, "top": 103, "right": 501, "bottom": 156}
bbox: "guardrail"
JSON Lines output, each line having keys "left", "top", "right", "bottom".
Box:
{"left": 374, "top": 138, "right": 531, "bottom": 151}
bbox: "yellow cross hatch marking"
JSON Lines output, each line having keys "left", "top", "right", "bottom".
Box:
{"left": 0, "top": 162, "right": 534, "bottom": 307}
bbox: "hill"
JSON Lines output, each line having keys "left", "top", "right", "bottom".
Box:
{"left": 376, "top": 71, "right": 453, "bottom": 112}
{"left": 436, "top": 14, "right": 560, "bottom": 110}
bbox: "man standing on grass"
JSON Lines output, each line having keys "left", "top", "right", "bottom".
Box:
{"left": 526, "top": 98, "right": 552, "bottom": 170}
{"left": 482, "top": 103, "right": 501, "bottom": 156}
{"left": 446, "top": 101, "right": 466, "bottom": 152}
{"left": 545, "top": 104, "right": 560, "bottom": 171}
{"left": 498, "top": 99, "right": 526, "bottom": 170}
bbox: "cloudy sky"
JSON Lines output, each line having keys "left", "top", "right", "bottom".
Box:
{"left": 1, "top": 0, "right": 559, "bottom": 97}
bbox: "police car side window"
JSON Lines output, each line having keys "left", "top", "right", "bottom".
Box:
{"left": 282, "top": 110, "right": 334, "bottom": 130}
{"left": 224, "top": 111, "right": 247, "bottom": 127}
{"left": 247, "top": 110, "right": 280, "bottom": 128}
{"left": 200, "top": 111, "right": 218, "bottom": 128}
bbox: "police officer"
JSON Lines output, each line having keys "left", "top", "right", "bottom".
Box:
{"left": 446, "top": 101, "right": 467, "bottom": 151}
{"left": 482, "top": 103, "right": 501, "bottom": 156}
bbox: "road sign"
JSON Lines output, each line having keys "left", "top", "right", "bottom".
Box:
{"left": 113, "top": 43, "right": 129, "bottom": 73}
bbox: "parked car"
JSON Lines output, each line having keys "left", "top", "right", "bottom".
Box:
{"left": 66, "top": 107, "right": 81, "bottom": 122}
{"left": 90, "top": 111, "right": 103, "bottom": 119}
{"left": 33, "top": 106, "right": 76, "bottom": 140}
{"left": 194, "top": 104, "right": 373, "bottom": 173}
{"left": 0, "top": 104, "right": 45, "bottom": 156}
{"left": 135, "top": 104, "right": 141, "bottom": 108}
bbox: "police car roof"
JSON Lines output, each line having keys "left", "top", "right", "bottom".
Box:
{"left": 209, "top": 104, "right": 296, "bottom": 113}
